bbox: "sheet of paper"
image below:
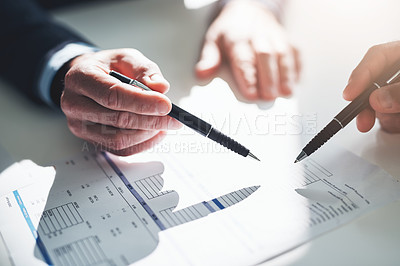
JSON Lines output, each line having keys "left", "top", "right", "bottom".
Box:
{"left": 0, "top": 153, "right": 259, "bottom": 265}
{"left": 0, "top": 79, "right": 399, "bottom": 265}
{"left": 0, "top": 160, "right": 55, "bottom": 266}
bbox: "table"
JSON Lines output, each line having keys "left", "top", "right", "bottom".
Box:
{"left": 0, "top": 0, "right": 399, "bottom": 265}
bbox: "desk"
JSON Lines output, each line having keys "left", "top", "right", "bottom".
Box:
{"left": 0, "top": 0, "right": 399, "bottom": 265}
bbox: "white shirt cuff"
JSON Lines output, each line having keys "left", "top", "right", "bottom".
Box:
{"left": 38, "top": 42, "right": 99, "bottom": 108}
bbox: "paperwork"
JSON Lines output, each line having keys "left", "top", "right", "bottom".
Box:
{"left": 0, "top": 153, "right": 259, "bottom": 265}
{"left": 0, "top": 80, "right": 400, "bottom": 265}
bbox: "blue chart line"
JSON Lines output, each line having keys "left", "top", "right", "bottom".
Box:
{"left": 102, "top": 152, "right": 166, "bottom": 230}
{"left": 13, "top": 190, "right": 37, "bottom": 239}
{"left": 212, "top": 199, "right": 225, "bottom": 210}
{"left": 102, "top": 152, "right": 259, "bottom": 231}
{"left": 13, "top": 190, "right": 53, "bottom": 265}
{"left": 202, "top": 201, "right": 216, "bottom": 213}
{"left": 135, "top": 174, "right": 173, "bottom": 200}
{"left": 156, "top": 185, "right": 259, "bottom": 228}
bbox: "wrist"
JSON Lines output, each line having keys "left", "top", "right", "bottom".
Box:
{"left": 38, "top": 42, "right": 99, "bottom": 108}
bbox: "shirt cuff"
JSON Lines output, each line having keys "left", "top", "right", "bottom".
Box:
{"left": 37, "top": 42, "right": 99, "bottom": 108}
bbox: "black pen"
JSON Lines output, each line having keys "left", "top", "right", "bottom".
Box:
{"left": 109, "top": 70, "right": 260, "bottom": 161}
{"left": 295, "top": 69, "right": 400, "bottom": 163}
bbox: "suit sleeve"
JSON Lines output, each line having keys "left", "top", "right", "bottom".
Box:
{"left": 0, "top": 0, "right": 91, "bottom": 103}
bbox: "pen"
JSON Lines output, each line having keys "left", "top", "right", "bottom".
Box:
{"left": 109, "top": 70, "right": 260, "bottom": 161}
{"left": 294, "top": 69, "right": 400, "bottom": 163}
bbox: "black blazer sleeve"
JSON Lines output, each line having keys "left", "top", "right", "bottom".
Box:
{"left": 0, "top": 0, "right": 90, "bottom": 103}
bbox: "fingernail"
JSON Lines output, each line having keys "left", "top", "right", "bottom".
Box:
{"left": 157, "top": 101, "right": 170, "bottom": 115}
{"left": 150, "top": 74, "right": 165, "bottom": 83}
{"left": 378, "top": 89, "right": 393, "bottom": 109}
{"left": 196, "top": 60, "right": 209, "bottom": 71}
{"left": 342, "top": 85, "right": 350, "bottom": 100}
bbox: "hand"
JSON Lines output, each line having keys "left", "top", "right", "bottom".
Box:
{"left": 60, "top": 48, "right": 182, "bottom": 156}
{"left": 195, "top": 0, "right": 300, "bottom": 101}
{"left": 343, "top": 41, "right": 400, "bottom": 133}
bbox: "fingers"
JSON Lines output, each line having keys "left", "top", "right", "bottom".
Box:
{"left": 342, "top": 42, "right": 400, "bottom": 133}
{"left": 356, "top": 108, "right": 376, "bottom": 133}
{"left": 255, "top": 51, "right": 276, "bottom": 100}
{"left": 61, "top": 48, "right": 180, "bottom": 155}
{"left": 228, "top": 41, "right": 259, "bottom": 100}
{"left": 252, "top": 37, "right": 294, "bottom": 100}
{"left": 109, "top": 49, "right": 170, "bottom": 94}
{"left": 227, "top": 39, "right": 295, "bottom": 101}
{"left": 107, "top": 131, "right": 167, "bottom": 156}
{"left": 195, "top": 38, "right": 222, "bottom": 79}
{"left": 276, "top": 52, "right": 292, "bottom": 96}
{"left": 292, "top": 47, "right": 302, "bottom": 82}
{"left": 376, "top": 113, "right": 400, "bottom": 133}
{"left": 65, "top": 65, "right": 172, "bottom": 115}
{"left": 343, "top": 41, "right": 400, "bottom": 101}
{"left": 67, "top": 118, "right": 160, "bottom": 152}
{"left": 369, "top": 84, "right": 400, "bottom": 113}
{"left": 195, "top": 0, "right": 300, "bottom": 101}
{"left": 62, "top": 93, "right": 182, "bottom": 130}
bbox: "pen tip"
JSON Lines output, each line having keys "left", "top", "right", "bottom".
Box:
{"left": 248, "top": 152, "right": 260, "bottom": 161}
{"left": 294, "top": 150, "right": 308, "bottom": 164}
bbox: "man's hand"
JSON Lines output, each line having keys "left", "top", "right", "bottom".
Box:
{"left": 61, "top": 49, "right": 181, "bottom": 156}
{"left": 343, "top": 41, "right": 400, "bottom": 133}
{"left": 195, "top": 0, "right": 300, "bottom": 101}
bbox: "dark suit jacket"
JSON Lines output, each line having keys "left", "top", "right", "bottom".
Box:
{"left": 0, "top": 0, "right": 98, "bottom": 104}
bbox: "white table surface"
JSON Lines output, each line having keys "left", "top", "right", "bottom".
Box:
{"left": 0, "top": 0, "right": 399, "bottom": 265}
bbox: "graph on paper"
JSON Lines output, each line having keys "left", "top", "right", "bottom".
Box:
{"left": 25, "top": 153, "right": 259, "bottom": 266}
{"left": 38, "top": 203, "right": 84, "bottom": 235}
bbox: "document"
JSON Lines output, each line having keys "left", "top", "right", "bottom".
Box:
{"left": 0, "top": 79, "right": 400, "bottom": 265}
{"left": 0, "top": 152, "right": 258, "bottom": 265}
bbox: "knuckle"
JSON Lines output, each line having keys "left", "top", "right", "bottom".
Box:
{"left": 60, "top": 93, "right": 74, "bottom": 115}
{"left": 136, "top": 62, "right": 157, "bottom": 77}
{"left": 368, "top": 44, "right": 383, "bottom": 55}
{"left": 64, "top": 66, "right": 84, "bottom": 91}
{"left": 148, "top": 117, "right": 165, "bottom": 130}
{"left": 63, "top": 68, "right": 76, "bottom": 90}
{"left": 124, "top": 48, "right": 142, "bottom": 57}
{"left": 256, "top": 51, "right": 272, "bottom": 60}
{"left": 137, "top": 102, "right": 151, "bottom": 114}
{"left": 115, "top": 111, "right": 131, "bottom": 129}
{"left": 258, "top": 51, "right": 271, "bottom": 57}
{"left": 275, "top": 51, "right": 284, "bottom": 59}
{"left": 154, "top": 117, "right": 167, "bottom": 129}
{"left": 106, "top": 84, "right": 121, "bottom": 109}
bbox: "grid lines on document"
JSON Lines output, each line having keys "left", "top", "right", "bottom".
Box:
{"left": 39, "top": 202, "right": 84, "bottom": 235}
{"left": 134, "top": 174, "right": 173, "bottom": 200}
{"left": 53, "top": 236, "right": 108, "bottom": 266}
{"left": 295, "top": 159, "right": 333, "bottom": 186}
{"left": 214, "top": 186, "right": 258, "bottom": 208}
{"left": 159, "top": 205, "right": 203, "bottom": 227}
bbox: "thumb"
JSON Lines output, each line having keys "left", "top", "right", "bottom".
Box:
{"left": 369, "top": 84, "right": 400, "bottom": 113}
{"left": 195, "top": 39, "right": 221, "bottom": 79}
